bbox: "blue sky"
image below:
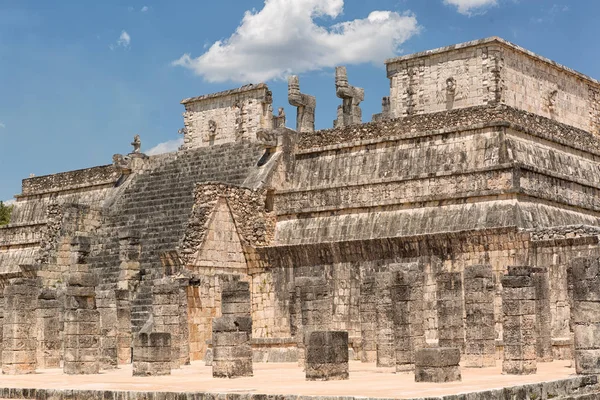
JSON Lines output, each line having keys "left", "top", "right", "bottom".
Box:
{"left": 1, "top": 0, "right": 599, "bottom": 201}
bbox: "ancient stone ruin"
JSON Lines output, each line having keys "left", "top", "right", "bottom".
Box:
{"left": 2, "top": 36, "right": 600, "bottom": 398}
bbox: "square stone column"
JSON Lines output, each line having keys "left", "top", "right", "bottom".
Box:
{"left": 375, "top": 271, "right": 395, "bottom": 368}
{"left": 570, "top": 257, "right": 600, "bottom": 374}
{"left": 532, "top": 268, "right": 553, "bottom": 362}
{"left": 132, "top": 332, "right": 172, "bottom": 376}
{"left": 97, "top": 290, "right": 118, "bottom": 370}
{"left": 2, "top": 277, "right": 39, "bottom": 374}
{"left": 464, "top": 265, "right": 496, "bottom": 368}
{"left": 306, "top": 331, "right": 349, "bottom": 381}
{"left": 152, "top": 279, "right": 182, "bottom": 369}
{"left": 436, "top": 272, "right": 465, "bottom": 353}
{"left": 391, "top": 264, "right": 425, "bottom": 373}
{"left": 212, "top": 276, "right": 253, "bottom": 378}
{"left": 502, "top": 266, "right": 537, "bottom": 375}
{"left": 359, "top": 277, "right": 377, "bottom": 363}
{"left": 63, "top": 236, "right": 100, "bottom": 375}
{"left": 293, "top": 277, "right": 332, "bottom": 368}
{"left": 36, "top": 288, "right": 61, "bottom": 369}
{"left": 115, "top": 289, "right": 132, "bottom": 365}
{"left": 212, "top": 316, "right": 253, "bottom": 378}
{"left": 415, "top": 347, "right": 461, "bottom": 382}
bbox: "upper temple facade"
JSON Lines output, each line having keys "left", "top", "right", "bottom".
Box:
{"left": 3, "top": 36, "right": 600, "bottom": 384}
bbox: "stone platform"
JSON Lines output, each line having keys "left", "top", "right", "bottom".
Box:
{"left": 0, "top": 360, "right": 593, "bottom": 400}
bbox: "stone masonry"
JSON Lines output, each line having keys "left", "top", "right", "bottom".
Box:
{"left": 212, "top": 277, "right": 253, "bottom": 378}
{"left": 2, "top": 36, "right": 600, "bottom": 398}
{"left": 132, "top": 332, "right": 172, "bottom": 376}
{"left": 305, "top": 331, "right": 349, "bottom": 381}
{"left": 570, "top": 256, "right": 600, "bottom": 374}
{"left": 436, "top": 271, "right": 465, "bottom": 353}
{"left": 63, "top": 237, "right": 101, "bottom": 375}
{"left": 463, "top": 265, "right": 496, "bottom": 368}
{"left": 502, "top": 266, "right": 537, "bottom": 375}
{"left": 36, "top": 288, "right": 61, "bottom": 369}
{"left": 414, "top": 347, "right": 461, "bottom": 383}
{"left": 2, "top": 273, "right": 39, "bottom": 374}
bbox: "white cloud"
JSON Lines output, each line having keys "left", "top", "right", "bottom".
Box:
{"left": 141, "top": 6, "right": 149, "bottom": 12}
{"left": 146, "top": 138, "right": 183, "bottom": 156}
{"left": 172, "top": 0, "right": 420, "bottom": 83}
{"left": 443, "top": 0, "right": 497, "bottom": 16}
{"left": 118, "top": 30, "right": 131, "bottom": 48}
{"left": 0, "top": 122, "right": 5, "bottom": 129}
{"left": 2, "top": 199, "right": 15, "bottom": 206}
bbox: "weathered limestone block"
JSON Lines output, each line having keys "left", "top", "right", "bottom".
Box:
{"left": 212, "top": 275, "right": 253, "bottom": 378}
{"left": 375, "top": 271, "right": 395, "bottom": 368}
{"left": 151, "top": 279, "right": 182, "bottom": 369}
{"left": 288, "top": 76, "right": 316, "bottom": 133}
{"left": 464, "top": 265, "right": 496, "bottom": 368}
{"left": 436, "top": 271, "right": 465, "bottom": 353}
{"left": 2, "top": 277, "right": 40, "bottom": 374}
{"left": 306, "top": 331, "right": 349, "bottom": 381}
{"left": 115, "top": 289, "right": 132, "bottom": 365}
{"left": 212, "top": 316, "right": 253, "bottom": 378}
{"left": 414, "top": 347, "right": 461, "bottom": 383}
{"left": 132, "top": 332, "right": 172, "bottom": 376}
{"left": 570, "top": 257, "right": 600, "bottom": 375}
{"left": 292, "top": 277, "right": 332, "bottom": 367}
{"left": 502, "top": 266, "right": 537, "bottom": 375}
{"left": 63, "top": 236, "right": 101, "bottom": 375}
{"left": 36, "top": 288, "right": 61, "bottom": 369}
{"left": 532, "top": 268, "right": 553, "bottom": 362}
{"left": 97, "top": 290, "right": 118, "bottom": 370}
{"left": 359, "top": 277, "right": 377, "bottom": 363}
{"left": 334, "top": 66, "right": 364, "bottom": 128}
{"left": 391, "top": 264, "right": 425, "bottom": 373}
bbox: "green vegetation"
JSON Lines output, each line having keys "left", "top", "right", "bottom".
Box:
{"left": 0, "top": 201, "right": 13, "bottom": 226}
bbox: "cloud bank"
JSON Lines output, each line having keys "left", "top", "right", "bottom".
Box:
{"left": 443, "top": 0, "right": 497, "bottom": 16}
{"left": 146, "top": 138, "right": 183, "bottom": 155}
{"left": 173, "top": 0, "right": 420, "bottom": 83}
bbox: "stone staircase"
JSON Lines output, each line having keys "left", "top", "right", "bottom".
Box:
{"left": 90, "top": 141, "right": 266, "bottom": 331}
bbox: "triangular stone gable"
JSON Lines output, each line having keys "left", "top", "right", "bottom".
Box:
{"left": 192, "top": 198, "right": 247, "bottom": 275}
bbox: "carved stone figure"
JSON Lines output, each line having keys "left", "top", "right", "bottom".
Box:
{"left": 131, "top": 135, "right": 141, "bottom": 154}
{"left": 273, "top": 107, "right": 286, "bottom": 129}
{"left": 334, "top": 66, "right": 364, "bottom": 128}
{"left": 288, "top": 76, "right": 316, "bottom": 133}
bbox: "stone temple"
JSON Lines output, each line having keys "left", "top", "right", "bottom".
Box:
{"left": 1, "top": 37, "right": 600, "bottom": 399}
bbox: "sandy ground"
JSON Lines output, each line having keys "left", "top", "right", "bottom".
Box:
{"left": 0, "top": 360, "right": 577, "bottom": 399}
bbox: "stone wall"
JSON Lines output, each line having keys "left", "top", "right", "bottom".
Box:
{"left": 385, "top": 37, "right": 600, "bottom": 134}
{"left": 181, "top": 84, "right": 274, "bottom": 150}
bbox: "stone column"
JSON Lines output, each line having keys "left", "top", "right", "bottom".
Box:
{"left": 294, "top": 277, "right": 332, "bottom": 367}
{"left": 570, "top": 257, "right": 600, "bottom": 374}
{"left": 2, "top": 276, "right": 39, "bottom": 374}
{"left": 36, "top": 288, "right": 61, "bottom": 369}
{"left": 176, "top": 278, "right": 191, "bottom": 366}
{"left": 414, "top": 348, "right": 461, "bottom": 382}
{"left": 532, "top": 268, "right": 553, "bottom": 362}
{"left": 392, "top": 264, "right": 425, "bottom": 373}
{"left": 152, "top": 279, "right": 181, "bottom": 369}
{"left": 359, "top": 277, "right": 377, "bottom": 363}
{"left": 118, "top": 231, "right": 141, "bottom": 291}
{"left": 375, "top": 272, "right": 395, "bottom": 367}
{"left": 306, "top": 331, "right": 349, "bottom": 381}
{"left": 132, "top": 332, "right": 172, "bottom": 376}
{"left": 212, "top": 277, "right": 253, "bottom": 378}
{"left": 97, "top": 290, "right": 118, "bottom": 369}
{"left": 115, "top": 289, "right": 132, "bottom": 365}
{"left": 502, "top": 266, "right": 537, "bottom": 375}
{"left": 63, "top": 236, "right": 100, "bottom": 375}
{"left": 464, "top": 265, "right": 496, "bottom": 368}
{"left": 436, "top": 271, "right": 465, "bottom": 353}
